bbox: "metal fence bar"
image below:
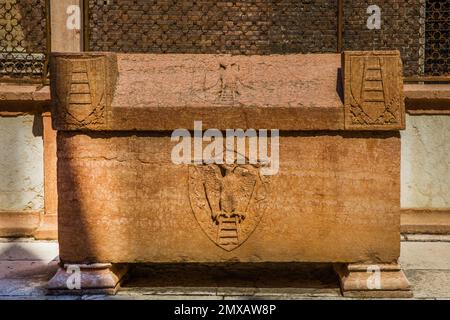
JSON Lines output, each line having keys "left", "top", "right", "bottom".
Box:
{"left": 425, "top": 0, "right": 450, "bottom": 76}
{"left": 83, "top": 0, "right": 89, "bottom": 51}
{"left": 337, "top": 0, "right": 344, "bottom": 53}
{"left": 82, "top": 0, "right": 449, "bottom": 79}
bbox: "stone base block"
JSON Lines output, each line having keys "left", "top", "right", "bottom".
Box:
{"left": 47, "top": 263, "right": 128, "bottom": 295}
{"left": 335, "top": 263, "right": 413, "bottom": 298}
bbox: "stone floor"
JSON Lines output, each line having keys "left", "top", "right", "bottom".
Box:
{"left": 0, "top": 235, "right": 449, "bottom": 300}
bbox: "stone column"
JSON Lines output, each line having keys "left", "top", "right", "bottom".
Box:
{"left": 33, "top": 112, "right": 58, "bottom": 239}
{"left": 35, "top": 0, "right": 83, "bottom": 239}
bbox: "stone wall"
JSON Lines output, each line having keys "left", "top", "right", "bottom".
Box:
{"left": 401, "top": 115, "right": 450, "bottom": 208}
{"left": 0, "top": 115, "right": 44, "bottom": 212}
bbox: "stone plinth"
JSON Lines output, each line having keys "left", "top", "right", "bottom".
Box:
{"left": 49, "top": 51, "right": 410, "bottom": 297}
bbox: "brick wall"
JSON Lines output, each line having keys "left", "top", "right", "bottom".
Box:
{"left": 87, "top": 0, "right": 338, "bottom": 54}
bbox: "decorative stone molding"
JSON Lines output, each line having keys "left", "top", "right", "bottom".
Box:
{"left": 335, "top": 263, "right": 412, "bottom": 298}
{"left": 47, "top": 263, "right": 128, "bottom": 295}
{"left": 0, "top": 211, "right": 41, "bottom": 237}
{"left": 404, "top": 84, "right": 450, "bottom": 115}
{"left": 401, "top": 209, "right": 450, "bottom": 235}
{"left": 50, "top": 53, "right": 118, "bottom": 130}
{"left": 51, "top": 53, "right": 346, "bottom": 131}
{"left": 343, "top": 51, "right": 405, "bottom": 130}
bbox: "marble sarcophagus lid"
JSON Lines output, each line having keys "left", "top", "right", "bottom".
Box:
{"left": 48, "top": 51, "right": 411, "bottom": 297}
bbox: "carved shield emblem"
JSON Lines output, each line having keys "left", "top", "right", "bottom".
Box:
{"left": 348, "top": 54, "right": 401, "bottom": 126}
{"left": 55, "top": 57, "right": 106, "bottom": 124}
{"left": 189, "top": 162, "right": 270, "bottom": 251}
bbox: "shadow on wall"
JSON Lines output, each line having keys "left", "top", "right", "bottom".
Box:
{"left": 123, "top": 262, "right": 340, "bottom": 290}
{"left": 56, "top": 131, "right": 137, "bottom": 264}
{"left": 0, "top": 240, "right": 59, "bottom": 297}
{"left": 32, "top": 114, "right": 43, "bottom": 138}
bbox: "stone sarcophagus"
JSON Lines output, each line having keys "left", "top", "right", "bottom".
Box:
{"left": 48, "top": 51, "right": 411, "bottom": 297}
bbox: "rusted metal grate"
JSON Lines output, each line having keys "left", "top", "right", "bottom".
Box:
{"left": 0, "top": 0, "right": 49, "bottom": 82}
{"left": 343, "top": 0, "right": 426, "bottom": 78}
{"left": 85, "top": 0, "right": 338, "bottom": 54}
{"left": 425, "top": 0, "right": 450, "bottom": 76}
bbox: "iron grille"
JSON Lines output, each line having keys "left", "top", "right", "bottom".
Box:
{"left": 0, "top": 0, "right": 49, "bottom": 81}
{"left": 343, "top": 0, "right": 426, "bottom": 77}
{"left": 85, "top": 0, "right": 338, "bottom": 55}
{"left": 425, "top": 0, "right": 450, "bottom": 76}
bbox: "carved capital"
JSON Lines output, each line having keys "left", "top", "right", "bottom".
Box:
{"left": 343, "top": 51, "right": 405, "bottom": 130}
{"left": 50, "top": 53, "right": 118, "bottom": 130}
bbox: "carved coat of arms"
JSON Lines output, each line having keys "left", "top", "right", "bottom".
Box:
{"left": 189, "top": 162, "right": 269, "bottom": 251}
{"left": 344, "top": 52, "right": 404, "bottom": 130}
{"left": 55, "top": 57, "right": 106, "bottom": 126}
{"left": 189, "top": 61, "right": 257, "bottom": 107}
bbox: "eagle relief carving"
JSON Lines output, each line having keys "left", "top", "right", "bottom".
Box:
{"left": 190, "top": 60, "right": 256, "bottom": 107}
{"left": 189, "top": 160, "right": 270, "bottom": 251}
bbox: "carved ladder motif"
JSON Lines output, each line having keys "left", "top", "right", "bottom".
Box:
{"left": 217, "top": 216, "right": 239, "bottom": 248}
{"left": 361, "top": 57, "right": 386, "bottom": 116}
{"left": 69, "top": 63, "right": 92, "bottom": 110}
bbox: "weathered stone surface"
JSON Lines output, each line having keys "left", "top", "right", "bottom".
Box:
{"left": 33, "top": 213, "right": 58, "bottom": 240}
{"left": 343, "top": 51, "right": 405, "bottom": 130}
{"left": 400, "top": 241, "right": 450, "bottom": 270}
{"left": 3, "top": 239, "right": 450, "bottom": 299}
{"left": 402, "top": 234, "right": 450, "bottom": 242}
{"left": 0, "top": 84, "right": 50, "bottom": 104}
{"left": 401, "top": 115, "right": 450, "bottom": 208}
{"left": 335, "top": 263, "right": 412, "bottom": 298}
{"left": 33, "top": 112, "right": 59, "bottom": 240}
{"left": 0, "top": 261, "right": 58, "bottom": 297}
{"left": 52, "top": 52, "right": 411, "bottom": 132}
{"left": 0, "top": 115, "right": 44, "bottom": 212}
{"left": 51, "top": 53, "right": 345, "bottom": 131}
{"left": 401, "top": 209, "right": 450, "bottom": 235}
{"left": 42, "top": 113, "right": 58, "bottom": 218}
{"left": 405, "top": 84, "right": 450, "bottom": 115}
{"left": 50, "top": 0, "right": 82, "bottom": 53}
{"left": 50, "top": 53, "right": 118, "bottom": 131}
{"left": 0, "top": 212, "right": 41, "bottom": 237}
{"left": 0, "top": 240, "right": 58, "bottom": 261}
{"left": 47, "top": 263, "right": 128, "bottom": 295}
{"left": 0, "top": 239, "right": 58, "bottom": 298}
{"left": 51, "top": 52, "right": 406, "bottom": 296}
{"left": 57, "top": 132, "right": 401, "bottom": 264}
{"left": 404, "top": 270, "right": 450, "bottom": 299}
